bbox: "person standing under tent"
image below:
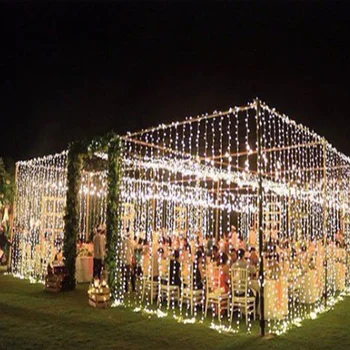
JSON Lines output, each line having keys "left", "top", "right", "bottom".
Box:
{"left": 219, "top": 231, "right": 230, "bottom": 255}
{"left": 0, "top": 224, "right": 11, "bottom": 265}
{"left": 205, "top": 234, "right": 214, "bottom": 257}
{"left": 237, "top": 235, "right": 246, "bottom": 251}
{"left": 193, "top": 250, "right": 204, "bottom": 290}
{"left": 93, "top": 227, "right": 106, "bottom": 279}
{"left": 229, "top": 247, "right": 238, "bottom": 266}
{"left": 214, "top": 252, "right": 230, "bottom": 294}
{"left": 169, "top": 249, "right": 181, "bottom": 288}
{"left": 133, "top": 237, "right": 143, "bottom": 280}
{"left": 211, "top": 245, "right": 220, "bottom": 263}
{"left": 122, "top": 231, "right": 136, "bottom": 292}
{"left": 248, "top": 225, "right": 257, "bottom": 249}
{"left": 0, "top": 246, "right": 4, "bottom": 264}
{"left": 230, "top": 225, "right": 238, "bottom": 250}
{"left": 180, "top": 237, "right": 191, "bottom": 262}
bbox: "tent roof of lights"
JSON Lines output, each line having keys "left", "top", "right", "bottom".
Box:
{"left": 16, "top": 99, "right": 350, "bottom": 207}
{"left": 120, "top": 99, "right": 350, "bottom": 202}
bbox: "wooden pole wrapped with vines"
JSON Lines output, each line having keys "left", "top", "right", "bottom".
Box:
{"left": 105, "top": 135, "right": 123, "bottom": 300}
{"left": 63, "top": 141, "right": 85, "bottom": 290}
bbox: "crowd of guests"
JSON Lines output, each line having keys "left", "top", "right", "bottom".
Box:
{"left": 88, "top": 222, "right": 347, "bottom": 299}
{"left": 120, "top": 225, "right": 260, "bottom": 296}
{"left": 259, "top": 228, "right": 347, "bottom": 281}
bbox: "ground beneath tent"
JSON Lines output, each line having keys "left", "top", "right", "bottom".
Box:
{"left": 0, "top": 273, "right": 349, "bottom": 350}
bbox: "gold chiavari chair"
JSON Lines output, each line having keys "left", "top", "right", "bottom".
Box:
{"left": 180, "top": 260, "right": 204, "bottom": 315}
{"left": 158, "top": 258, "right": 180, "bottom": 309}
{"left": 141, "top": 254, "right": 159, "bottom": 304}
{"left": 205, "top": 263, "right": 229, "bottom": 320}
{"left": 230, "top": 267, "right": 256, "bottom": 326}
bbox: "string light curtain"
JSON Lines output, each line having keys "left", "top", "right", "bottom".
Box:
{"left": 12, "top": 152, "right": 68, "bottom": 280}
{"left": 120, "top": 99, "right": 350, "bottom": 334}
{"left": 11, "top": 99, "right": 350, "bottom": 336}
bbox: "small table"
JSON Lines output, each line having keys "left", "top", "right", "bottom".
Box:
{"left": 250, "top": 277, "right": 288, "bottom": 320}
{"left": 76, "top": 256, "right": 93, "bottom": 283}
{"left": 297, "top": 269, "right": 323, "bottom": 304}
{"left": 335, "top": 262, "right": 346, "bottom": 291}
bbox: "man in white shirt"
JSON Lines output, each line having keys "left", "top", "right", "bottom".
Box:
{"left": 230, "top": 225, "right": 238, "bottom": 250}
{"left": 93, "top": 228, "right": 106, "bottom": 279}
{"left": 248, "top": 225, "right": 257, "bottom": 249}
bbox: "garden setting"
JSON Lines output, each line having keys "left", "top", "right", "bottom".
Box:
{"left": 1, "top": 273, "right": 350, "bottom": 350}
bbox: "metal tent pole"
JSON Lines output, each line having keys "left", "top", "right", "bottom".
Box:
{"left": 322, "top": 140, "right": 328, "bottom": 307}
{"left": 7, "top": 163, "right": 18, "bottom": 272}
{"left": 255, "top": 98, "right": 265, "bottom": 336}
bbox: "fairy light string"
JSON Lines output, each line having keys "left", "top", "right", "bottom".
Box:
{"left": 11, "top": 99, "right": 350, "bottom": 335}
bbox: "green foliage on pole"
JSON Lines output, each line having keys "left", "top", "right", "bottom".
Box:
{"left": 86, "top": 131, "right": 123, "bottom": 299}
{"left": 0, "top": 158, "right": 15, "bottom": 210}
{"left": 63, "top": 141, "right": 86, "bottom": 290}
{"left": 105, "top": 134, "right": 123, "bottom": 300}
{"left": 62, "top": 132, "right": 123, "bottom": 297}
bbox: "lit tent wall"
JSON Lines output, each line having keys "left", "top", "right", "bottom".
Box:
{"left": 120, "top": 100, "right": 350, "bottom": 334}
{"left": 11, "top": 152, "right": 109, "bottom": 280}
{"left": 11, "top": 99, "right": 350, "bottom": 335}
{"left": 12, "top": 152, "right": 68, "bottom": 278}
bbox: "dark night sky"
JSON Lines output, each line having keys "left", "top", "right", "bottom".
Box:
{"left": 1, "top": 1, "right": 349, "bottom": 162}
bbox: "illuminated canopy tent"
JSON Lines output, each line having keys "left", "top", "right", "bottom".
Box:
{"left": 122, "top": 99, "right": 350, "bottom": 241}
{"left": 11, "top": 99, "right": 350, "bottom": 335}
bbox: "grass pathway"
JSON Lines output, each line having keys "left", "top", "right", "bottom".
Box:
{"left": 1, "top": 274, "right": 349, "bottom": 350}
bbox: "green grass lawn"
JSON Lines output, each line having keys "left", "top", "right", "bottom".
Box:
{"left": 1, "top": 273, "right": 350, "bottom": 350}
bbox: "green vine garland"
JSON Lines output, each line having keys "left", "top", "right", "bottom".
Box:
{"left": 63, "top": 141, "right": 86, "bottom": 290}
{"left": 105, "top": 135, "right": 123, "bottom": 299}
{"left": 62, "top": 132, "right": 123, "bottom": 297}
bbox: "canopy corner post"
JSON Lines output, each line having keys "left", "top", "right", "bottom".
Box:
{"left": 255, "top": 98, "right": 265, "bottom": 337}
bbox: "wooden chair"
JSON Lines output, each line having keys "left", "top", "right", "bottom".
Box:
{"left": 205, "top": 264, "right": 229, "bottom": 320}
{"left": 158, "top": 259, "right": 180, "bottom": 309}
{"left": 230, "top": 267, "right": 256, "bottom": 326}
{"left": 141, "top": 255, "right": 159, "bottom": 304}
{"left": 180, "top": 261, "right": 204, "bottom": 315}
